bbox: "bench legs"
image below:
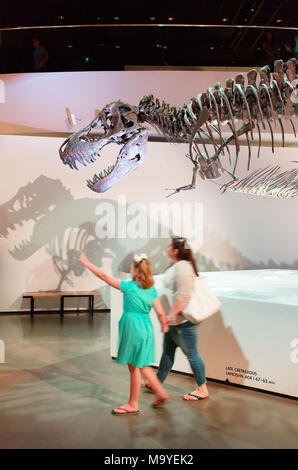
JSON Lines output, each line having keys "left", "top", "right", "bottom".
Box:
{"left": 61, "top": 296, "right": 64, "bottom": 318}
{"left": 61, "top": 295, "right": 94, "bottom": 317}
{"left": 23, "top": 296, "right": 34, "bottom": 319}
{"left": 30, "top": 297, "right": 34, "bottom": 319}
{"left": 23, "top": 294, "right": 96, "bottom": 317}
{"left": 89, "top": 295, "right": 94, "bottom": 317}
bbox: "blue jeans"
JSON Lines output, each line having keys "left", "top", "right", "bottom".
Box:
{"left": 157, "top": 321, "right": 206, "bottom": 386}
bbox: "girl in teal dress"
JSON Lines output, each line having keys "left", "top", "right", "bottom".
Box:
{"left": 78, "top": 251, "right": 169, "bottom": 415}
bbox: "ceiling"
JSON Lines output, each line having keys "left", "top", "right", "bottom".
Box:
{"left": 0, "top": 0, "right": 297, "bottom": 72}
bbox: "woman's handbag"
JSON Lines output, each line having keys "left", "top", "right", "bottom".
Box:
{"left": 182, "top": 276, "right": 222, "bottom": 324}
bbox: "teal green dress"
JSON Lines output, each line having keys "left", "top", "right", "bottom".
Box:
{"left": 117, "top": 280, "right": 158, "bottom": 368}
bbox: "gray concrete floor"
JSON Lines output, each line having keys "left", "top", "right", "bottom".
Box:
{"left": 0, "top": 312, "right": 297, "bottom": 449}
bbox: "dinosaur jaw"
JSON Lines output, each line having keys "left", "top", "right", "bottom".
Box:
{"left": 87, "top": 128, "right": 149, "bottom": 193}
{"left": 60, "top": 128, "right": 149, "bottom": 192}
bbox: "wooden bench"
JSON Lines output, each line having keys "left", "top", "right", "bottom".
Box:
{"left": 23, "top": 291, "right": 102, "bottom": 318}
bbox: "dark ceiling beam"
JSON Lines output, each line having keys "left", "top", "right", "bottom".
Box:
{"left": 214, "top": 0, "right": 225, "bottom": 25}
{"left": 231, "top": 0, "right": 265, "bottom": 49}
{"left": 224, "top": 0, "right": 247, "bottom": 42}
{"left": 249, "top": 1, "right": 285, "bottom": 51}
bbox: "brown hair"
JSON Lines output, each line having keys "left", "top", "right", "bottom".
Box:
{"left": 171, "top": 236, "right": 199, "bottom": 277}
{"left": 132, "top": 258, "right": 155, "bottom": 289}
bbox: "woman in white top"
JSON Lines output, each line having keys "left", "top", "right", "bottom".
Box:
{"left": 155, "top": 236, "right": 209, "bottom": 400}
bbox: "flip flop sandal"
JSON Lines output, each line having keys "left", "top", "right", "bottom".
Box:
{"left": 151, "top": 398, "right": 169, "bottom": 408}
{"left": 111, "top": 407, "right": 140, "bottom": 415}
{"left": 183, "top": 393, "right": 209, "bottom": 401}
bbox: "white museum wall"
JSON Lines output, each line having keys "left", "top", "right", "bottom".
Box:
{"left": 0, "top": 133, "right": 298, "bottom": 312}
{"left": 0, "top": 69, "right": 297, "bottom": 314}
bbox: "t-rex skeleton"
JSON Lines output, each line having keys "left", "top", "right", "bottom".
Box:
{"left": 59, "top": 58, "right": 298, "bottom": 198}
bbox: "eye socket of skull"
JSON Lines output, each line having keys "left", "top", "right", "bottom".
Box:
{"left": 106, "top": 116, "right": 115, "bottom": 129}
{"left": 119, "top": 106, "right": 136, "bottom": 128}
{"left": 121, "top": 116, "right": 135, "bottom": 128}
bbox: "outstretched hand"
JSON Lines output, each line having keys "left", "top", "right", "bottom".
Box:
{"left": 78, "top": 250, "right": 89, "bottom": 266}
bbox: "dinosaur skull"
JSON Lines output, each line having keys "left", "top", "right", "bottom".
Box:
{"left": 59, "top": 101, "right": 149, "bottom": 192}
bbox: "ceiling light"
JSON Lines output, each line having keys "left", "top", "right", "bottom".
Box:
{"left": 58, "top": 16, "right": 64, "bottom": 20}
{"left": 163, "top": 46, "right": 168, "bottom": 49}
{"left": 114, "top": 16, "right": 120, "bottom": 20}
{"left": 150, "top": 17, "right": 156, "bottom": 21}
{"left": 68, "top": 44, "right": 72, "bottom": 48}
{"left": 168, "top": 17, "right": 174, "bottom": 21}
{"left": 276, "top": 18, "right": 283, "bottom": 23}
{"left": 222, "top": 18, "right": 229, "bottom": 22}
{"left": 210, "top": 46, "right": 215, "bottom": 50}
{"left": 115, "top": 45, "right": 120, "bottom": 49}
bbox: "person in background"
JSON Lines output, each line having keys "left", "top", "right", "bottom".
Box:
{"left": 33, "top": 37, "right": 49, "bottom": 71}
{"left": 294, "top": 34, "right": 298, "bottom": 60}
{"left": 144, "top": 236, "right": 209, "bottom": 400}
{"left": 78, "top": 251, "right": 169, "bottom": 415}
{"left": 261, "top": 32, "right": 275, "bottom": 65}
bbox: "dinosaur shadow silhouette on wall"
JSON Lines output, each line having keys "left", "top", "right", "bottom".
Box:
{"left": 0, "top": 175, "right": 174, "bottom": 309}
{"left": 1, "top": 174, "right": 297, "bottom": 312}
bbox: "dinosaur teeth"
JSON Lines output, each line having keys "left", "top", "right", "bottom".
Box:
{"left": 77, "top": 154, "right": 87, "bottom": 167}
{"left": 67, "top": 158, "right": 73, "bottom": 169}
{"left": 72, "top": 158, "right": 78, "bottom": 170}
{"left": 108, "top": 165, "right": 115, "bottom": 173}
{"left": 86, "top": 164, "right": 115, "bottom": 187}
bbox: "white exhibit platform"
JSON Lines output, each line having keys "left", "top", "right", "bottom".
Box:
{"left": 111, "top": 270, "right": 298, "bottom": 398}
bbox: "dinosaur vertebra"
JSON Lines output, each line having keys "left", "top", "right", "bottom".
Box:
{"left": 59, "top": 58, "right": 298, "bottom": 198}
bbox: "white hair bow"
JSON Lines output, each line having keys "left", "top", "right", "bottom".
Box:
{"left": 134, "top": 253, "right": 148, "bottom": 262}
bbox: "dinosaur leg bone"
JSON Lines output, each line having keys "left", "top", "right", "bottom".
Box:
{"left": 165, "top": 164, "right": 200, "bottom": 198}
